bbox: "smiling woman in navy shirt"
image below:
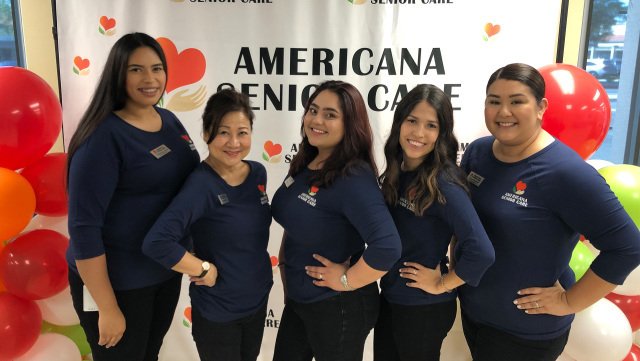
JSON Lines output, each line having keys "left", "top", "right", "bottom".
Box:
{"left": 374, "top": 84, "right": 494, "bottom": 361}
{"left": 142, "top": 89, "right": 272, "bottom": 361}
{"left": 460, "top": 63, "right": 640, "bottom": 361}
{"left": 271, "top": 80, "right": 402, "bottom": 361}
{"left": 66, "top": 33, "right": 200, "bottom": 361}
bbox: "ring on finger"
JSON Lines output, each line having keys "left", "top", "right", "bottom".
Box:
{"left": 534, "top": 301, "right": 540, "bottom": 308}
{"left": 318, "top": 274, "right": 323, "bottom": 280}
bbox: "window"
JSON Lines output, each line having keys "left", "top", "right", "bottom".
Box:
{"left": 585, "top": 0, "right": 639, "bottom": 165}
{"left": 0, "top": 0, "right": 21, "bottom": 67}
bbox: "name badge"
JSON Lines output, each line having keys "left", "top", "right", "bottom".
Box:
{"left": 284, "top": 176, "right": 295, "bottom": 188}
{"left": 218, "top": 194, "right": 229, "bottom": 205}
{"left": 467, "top": 171, "right": 485, "bottom": 187}
{"left": 150, "top": 144, "right": 171, "bottom": 159}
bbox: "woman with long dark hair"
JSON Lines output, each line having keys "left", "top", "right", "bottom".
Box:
{"left": 271, "top": 80, "right": 402, "bottom": 361}
{"left": 374, "top": 84, "right": 494, "bottom": 361}
{"left": 66, "top": 32, "right": 199, "bottom": 360}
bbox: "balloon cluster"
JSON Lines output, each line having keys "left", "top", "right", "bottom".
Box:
{"left": 0, "top": 67, "right": 86, "bottom": 360}
{"left": 540, "top": 64, "right": 640, "bottom": 361}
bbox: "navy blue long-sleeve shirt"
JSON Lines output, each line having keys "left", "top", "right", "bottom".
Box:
{"left": 380, "top": 171, "right": 495, "bottom": 306}
{"left": 142, "top": 161, "right": 273, "bottom": 322}
{"left": 460, "top": 136, "right": 640, "bottom": 340}
{"left": 67, "top": 108, "right": 200, "bottom": 290}
{"left": 271, "top": 164, "right": 402, "bottom": 303}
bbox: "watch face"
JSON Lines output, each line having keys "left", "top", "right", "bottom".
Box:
{"left": 203, "top": 262, "right": 210, "bottom": 271}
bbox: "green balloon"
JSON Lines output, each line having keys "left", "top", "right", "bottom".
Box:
{"left": 569, "top": 241, "right": 595, "bottom": 281}
{"left": 598, "top": 164, "right": 640, "bottom": 227}
{"left": 41, "top": 321, "right": 91, "bottom": 356}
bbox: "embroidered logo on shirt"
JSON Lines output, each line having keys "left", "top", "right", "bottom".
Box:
{"left": 181, "top": 134, "right": 197, "bottom": 151}
{"left": 398, "top": 197, "right": 415, "bottom": 212}
{"left": 513, "top": 180, "right": 527, "bottom": 195}
{"left": 500, "top": 180, "right": 528, "bottom": 207}
{"left": 258, "top": 184, "right": 270, "bottom": 205}
{"left": 308, "top": 186, "right": 319, "bottom": 196}
{"left": 217, "top": 194, "right": 229, "bottom": 205}
{"left": 150, "top": 144, "right": 171, "bottom": 159}
{"left": 297, "top": 185, "right": 319, "bottom": 207}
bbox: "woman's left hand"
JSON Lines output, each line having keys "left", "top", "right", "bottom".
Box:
{"left": 515, "top": 281, "right": 573, "bottom": 316}
{"left": 305, "top": 254, "right": 349, "bottom": 291}
{"left": 400, "top": 262, "right": 444, "bottom": 295}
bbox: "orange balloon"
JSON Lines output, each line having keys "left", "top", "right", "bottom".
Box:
{"left": 0, "top": 168, "right": 36, "bottom": 242}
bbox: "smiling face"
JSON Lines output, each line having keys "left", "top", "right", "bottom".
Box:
{"left": 124, "top": 46, "right": 166, "bottom": 109}
{"left": 399, "top": 100, "right": 440, "bottom": 170}
{"left": 303, "top": 90, "right": 345, "bottom": 157}
{"left": 484, "top": 79, "right": 548, "bottom": 147}
{"left": 206, "top": 111, "right": 252, "bottom": 169}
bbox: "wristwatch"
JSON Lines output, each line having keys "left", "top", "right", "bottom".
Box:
{"left": 197, "top": 261, "right": 210, "bottom": 278}
{"left": 340, "top": 272, "right": 354, "bottom": 291}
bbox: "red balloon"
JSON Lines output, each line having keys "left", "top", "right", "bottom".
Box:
{"left": 0, "top": 67, "right": 62, "bottom": 170}
{"left": 606, "top": 292, "right": 640, "bottom": 332}
{"left": 0, "top": 293, "right": 42, "bottom": 360}
{"left": 20, "top": 153, "right": 68, "bottom": 216}
{"left": 623, "top": 344, "right": 640, "bottom": 361}
{"left": 0, "top": 229, "right": 69, "bottom": 300}
{"left": 539, "top": 63, "right": 611, "bottom": 159}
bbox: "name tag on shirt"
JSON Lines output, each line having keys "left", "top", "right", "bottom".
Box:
{"left": 218, "top": 194, "right": 229, "bottom": 205}
{"left": 150, "top": 144, "right": 171, "bottom": 159}
{"left": 83, "top": 286, "right": 99, "bottom": 312}
{"left": 284, "top": 176, "right": 295, "bottom": 188}
{"left": 467, "top": 171, "right": 485, "bottom": 187}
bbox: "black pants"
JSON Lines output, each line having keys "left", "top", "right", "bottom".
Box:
{"left": 191, "top": 302, "right": 267, "bottom": 361}
{"left": 373, "top": 296, "right": 457, "bottom": 361}
{"left": 272, "top": 282, "right": 379, "bottom": 361}
{"left": 462, "top": 312, "right": 570, "bottom": 361}
{"left": 68, "top": 269, "right": 181, "bottom": 361}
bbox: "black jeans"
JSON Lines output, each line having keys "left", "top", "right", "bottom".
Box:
{"left": 272, "top": 282, "right": 380, "bottom": 361}
{"left": 462, "top": 312, "right": 570, "bottom": 361}
{"left": 373, "top": 296, "right": 457, "bottom": 361}
{"left": 68, "top": 269, "right": 181, "bottom": 361}
{"left": 191, "top": 302, "right": 267, "bottom": 361}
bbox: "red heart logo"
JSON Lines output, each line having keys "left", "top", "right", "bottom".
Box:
{"left": 73, "top": 56, "right": 90, "bottom": 70}
{"left": 99, "top": 16, "right": 116, "bottom": 31}
{"left": 270, "top": 256, "right": 278, "bottom": 267}
{"left": 484, "top": 23, "right": 501, "bottom": 37}
{"left": 263, "top": 141, "right": 283, "bottom": 157}
{"left": 310, "top": 186, "right": 319, "bottom": 194}
{"left": 258, "top": 184, "right": 266, "bottom": 193}
{"left": 183, "top": 307, "right": 192, "bottom": 323}
{"left": 157, "top": 37, "right": 206, "bottom": 94}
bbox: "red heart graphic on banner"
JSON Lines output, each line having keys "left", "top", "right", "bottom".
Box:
{"left": 99, "top": 16, "right": 116, "bottom": 30}
{"left": 157, "top": 37, "right": 206, "bottom": 94}
{"left": 484, "top": 23, "right": 501, "bottom": 37}
{"left": 73, "top": 56, "right": 90, "bottom": 70}
{"left": 264, "top": 141, "right": 282, "bottom": 157}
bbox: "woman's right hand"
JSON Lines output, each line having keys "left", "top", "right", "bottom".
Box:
{"left": 98, "top": 306, "right": 126, "bottom": 348}
{"left": 190, "top": 263, "right": 218, "bottom": 287}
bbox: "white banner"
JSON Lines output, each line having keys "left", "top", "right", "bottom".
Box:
{"left": 55, "top": 1, "right": 562, "bottom": 359}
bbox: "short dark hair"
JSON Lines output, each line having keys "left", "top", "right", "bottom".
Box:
{"left": 202, "top": 88, "right": 254, "bottom": 144}
{"left": 486, "top": 63, "right": 546, "bottom": 103}
{"left": 289, "top": 80, "right": 377, "bottom": 187}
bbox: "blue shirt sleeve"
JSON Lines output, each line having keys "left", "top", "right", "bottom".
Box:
{"left": 142, "top": 166, "right": 212, "bottom": 269}
{"left": 339, "top": 167, "right": 402, "bottom": 271}
{"left": 544, "top": 157, "right": 640, "bottom": 285}
{"left": 438, "top": 180, "right": 495, "bottom": 286}
{"left": 67, "top": 129, "right": 121, "bottom": 260}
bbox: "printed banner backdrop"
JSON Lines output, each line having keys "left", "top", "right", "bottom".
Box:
{"left": 55, "top": 1, "right": 562, "bottom": 360}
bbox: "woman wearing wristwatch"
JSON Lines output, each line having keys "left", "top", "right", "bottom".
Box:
{"left": 373, "top": 85, "right": 495, "bottom": 361}
{"left": 142, "top": 88, "right": 272, "bottom": 361}
{"left": 271, "top": 80, "right": 402, "bottom": 361}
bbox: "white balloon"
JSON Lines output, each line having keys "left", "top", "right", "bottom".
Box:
{"left": 615, "top": 265, "right": 640, "bottom": 296}
{"left": 586, "top": 159, "right": 615, "bottom": 170}
{"left": 22, "top": 214, "right": 69, "bottom": 238}
{"left": 15, "top": 333, "right": 81, "bottom": 361}
{"left": 35, "top": 287, "right": 79, "bottom": 326}
{"left": 564, "top": 298, "right": 633, "bottom": 361}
